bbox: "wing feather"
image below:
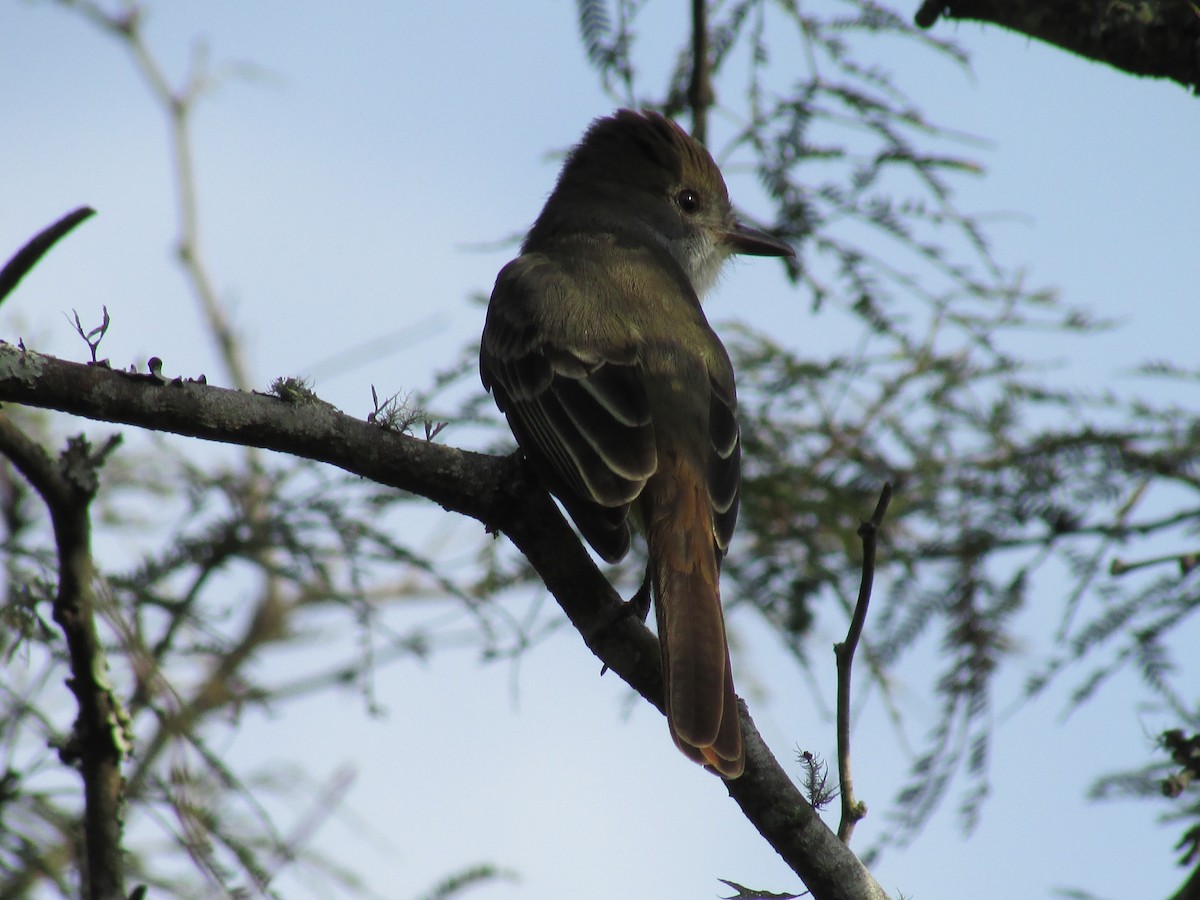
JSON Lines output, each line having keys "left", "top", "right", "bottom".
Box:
{"left": 706, "top": 370, "right": 741, "bottom": 554}
{"left": 481, "top": 256, "right": 657, "bottom": 562}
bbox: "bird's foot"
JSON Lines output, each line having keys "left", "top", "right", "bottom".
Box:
{"left": 597, "top": 569, "right": 652, "bottom": 676}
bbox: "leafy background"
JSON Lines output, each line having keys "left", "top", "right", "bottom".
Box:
{"left": 2, "top": 1, "right": 1199, "bottom": 898}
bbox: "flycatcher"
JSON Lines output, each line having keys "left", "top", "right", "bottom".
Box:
{"left": 480, "top": 109, "right": 793, "bottom": 778}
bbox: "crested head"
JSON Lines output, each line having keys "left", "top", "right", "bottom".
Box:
{"left": 525, "top": 110, "right": 791, "bottom": 297}
{"left": 554, "top": 109, "right": 732, "bottom": 217}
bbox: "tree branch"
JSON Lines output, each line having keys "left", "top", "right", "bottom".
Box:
{"left": 688, "top": 0, "right": 713, "bottom": 144}
{"left": 835, "top": 484, "right": 893, "bottom": 844}
{"left": 0, "top": 413, "right": 127, "bottom": 899}
{"left": 915, "top": 0, "right": 1200, "bottom": 93}
{"left": 0, "top": 207, "right": 96, "bottom": 306}
{"left": 60, "top": 0, "right": 255, "bottom": 389}
{"left": 0, "top": 343, "right": 891, "bottom": 900}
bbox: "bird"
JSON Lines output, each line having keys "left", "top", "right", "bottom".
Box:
{"left": 480, "top": 109, "right": 793, "bottom": 777}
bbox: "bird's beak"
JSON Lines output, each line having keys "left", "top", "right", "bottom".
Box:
{"left": 724, "top": 222, "right": 794, "bottom": 258}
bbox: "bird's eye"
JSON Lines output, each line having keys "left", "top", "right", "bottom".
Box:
{"left": 676, "top": 189, "right": 701, "bottom": 215}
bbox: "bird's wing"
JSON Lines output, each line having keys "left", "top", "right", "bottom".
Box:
{"left": 705, "top": 366, "right": 741, "bottom": 557}
{"left": 480, "top": 256, "right": 658, "bottom": 563}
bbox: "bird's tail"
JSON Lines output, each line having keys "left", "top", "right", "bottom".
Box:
{"left": 645, "top": 456, "right": 743, "bottom": 778}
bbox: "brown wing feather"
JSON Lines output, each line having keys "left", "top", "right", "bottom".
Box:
{"left": 705, "top": 369, "right": 741, "bottom": 555}
{"left": 480, "top": 257, "right": 657, "bottom": 562}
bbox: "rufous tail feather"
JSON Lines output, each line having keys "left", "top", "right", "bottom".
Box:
{"left": 645, "top": 456, "right": 743, "bottom": 778}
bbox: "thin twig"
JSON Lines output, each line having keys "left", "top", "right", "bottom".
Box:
{"left": 62, "top": 0, "right": 253, "bottom": 390}
{"left": 835, "top": 483, "right": 893, "bottom": 844}
{"left": 0, "top": 207, "right": 96, "bottom": 306}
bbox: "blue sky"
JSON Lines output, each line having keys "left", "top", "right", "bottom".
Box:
{"left": 4, "top": 3, "right": 1199, "bottom": 899}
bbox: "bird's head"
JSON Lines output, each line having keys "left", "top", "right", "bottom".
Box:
{"left": 532, "top": 109, "right": 793, "bottom": 296}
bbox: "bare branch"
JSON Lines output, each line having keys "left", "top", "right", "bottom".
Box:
{"left": 58, "top": 0, "right": 253, "bottom": 390}
{"left": 915, "top": 0, "right": 1200, "bottom": 92}
{"left": 0, "top": 207, "right": 96, "bottom": 306}
{"left": 835, "top": 483, "right": 893, "bottom": 844}
{"left": 0, "top": 414, "right": 127, "bottom": 899}
{"left": 688, "top": 0, "right": 713, "bottom": 144}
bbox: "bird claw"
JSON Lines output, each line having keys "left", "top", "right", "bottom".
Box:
{"left": 626, "top": 568, "right": 652, "bottom": 623}
{"left": 598, "top": 568, "right": 653, "bottom": 676}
